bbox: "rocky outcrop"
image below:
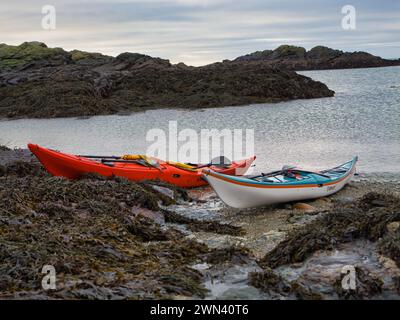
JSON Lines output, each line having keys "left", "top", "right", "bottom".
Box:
{"left": 0, "top": 42, "right": 334, "bottom": 119}
{"left": 233, "top": 45, "right": 400, "bottom": 70}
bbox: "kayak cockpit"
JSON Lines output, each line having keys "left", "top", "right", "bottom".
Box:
{"left": 252, "top": 173, "right": 314, "bottom": 183}
{"left": 244, "top": 157, "right": 357, "bottom": 185}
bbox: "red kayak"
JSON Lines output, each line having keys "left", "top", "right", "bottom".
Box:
{"left": 28, "top": 144, "right": 255, "bottom": 188}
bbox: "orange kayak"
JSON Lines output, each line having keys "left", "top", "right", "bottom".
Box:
{"left": 28, "top": 144, "right": 255, "bottom": 188}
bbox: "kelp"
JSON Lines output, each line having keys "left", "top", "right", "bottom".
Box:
{"left": 259, "top": 192, "right": 400, "bottom": 269}
{"left": 0, "top": 152, "right": 252, "bottom": 299}
{"left": 334, "top": 266, "right": 383, "bottom": 299}
{"left": 249, "top": 268, "right": 323, "bottom": 299}
{"left": 164, "top": 210, "right": 245, "bottom": 236}
{"left": 0, "top": 159, "right": 207, "bottom": 299}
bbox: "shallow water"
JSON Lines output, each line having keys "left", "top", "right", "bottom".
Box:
{"left": 276, "top": 240, "right": 400, "bottom": 300}
{"left": 1, "top": 66, "right": 399, "bottom": 175}
{"left": 192, "top": 261, "right": 269, "bottom": 300}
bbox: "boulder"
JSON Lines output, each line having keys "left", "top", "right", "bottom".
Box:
{"left": 387, "top": 221, "right": 400, "bottom": 234}
{"left": 151, "top": 185, "right": 175, "bottom": 200}
{"left": 293, "top": 202, "right": 316, "bottom": 212}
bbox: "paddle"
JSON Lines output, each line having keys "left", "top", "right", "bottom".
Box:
{"left": 247, "top": 168, "right": 331, "bottom": 180}
{"left": 81, "top": 154, "right": 232, "bottom": 170}
{"left": 195, "top": 156, "right": 232, "bottom": 169}
{"left": 100, "top": 159, "right": 144, "bottom": 164}
{"left": 291, "top": 169, "right": 331, "bottom": 179}
{"left": 100, "top": 158, "right": 162, "bottom": 170}
{"left": 245, "top": 170, "right": 282, "bottom": 180}
{"left": 78, "top": 155, "right": 121, "bottom": 159}
{"left": 79, "top": 154, "right": 158, "bottom": 168}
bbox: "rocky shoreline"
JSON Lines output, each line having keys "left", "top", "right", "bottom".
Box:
{"left": 1, "top": 147, "right": 399, "bottom": 299}
{"left": 1, "top": 42, "right": 334, "bottom": 119}
{"left": 233, "top": 45, "right": 400, "bottom": 71}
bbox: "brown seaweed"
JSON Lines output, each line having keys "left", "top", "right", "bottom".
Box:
{"left": 0, "top": 159, "right": 212, "bottom": 299}
{"left": 334, "top": 266, "right": 383, "bottom": 299}
{"left": 164, "top": 210, "right": 246, "bottom": 236}
{"left": 259, "top": 192, "right": 400, "bottom": 269}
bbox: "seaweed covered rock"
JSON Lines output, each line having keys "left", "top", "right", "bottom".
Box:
{"left": 0, "top": 42, "right": 70, "bottom": 71}
{"left": 164, "top": 210, "right": 246, "bottom": 236}
{"left": 0, "top": 150, "right": 255, "bottom": 299}
{"left": 270, "top": 45, "right": 307, "bottom": 60}
{"left": 289, "top": 280, "right": 323, "bottom": 300}
{"left": 125, "top": 215, "right": 170, "bottom": 241}
{"left": 4, "top": 160, "right": 46, "bottom": 177}
{"left": 235, "top": 45, "right": 306, "bottom": 62}
{"left": 249, "top": 268, "right": 290, "bottom": 295}
{"left": 70, "top": 50, "right": 112, "bottom": 66}
{"left": 387, "top": 221, "right": 400, "bottom": 234}
{"left": 0, "top": 42, "right": 334, "bottom": 119}
{"left": 206, "top": 246, "right": 251, "bottom": 265}
{"left": 334, "top": 267, "right": 383, "bottom": 299}
{"left": 234, "top": 45, "right": 400, "bottom": 70}
{"left": 0, "top": 158, "right": 214, "bottom": 299}
{"left": 378, "top": 229, "right": 400, "bottom": 267}
{"left": 249, "top": 269, "right": 323, "bottom": 299}
{"left": 259, "top": 192, "right": 400, "bottom": 268}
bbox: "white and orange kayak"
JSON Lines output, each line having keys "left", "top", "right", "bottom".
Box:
{"left": 203, "top": 157, "right": 358, "bottom": 208}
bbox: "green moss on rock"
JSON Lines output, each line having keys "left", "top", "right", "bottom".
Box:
{"left": 271, "top": 45, "right": 306, "bottom": 59}
{"left": 0, "top": 41, "right": 69, "bottom": 70}
{"left": 70, "top": 50, "right": 111, "bottom": 65}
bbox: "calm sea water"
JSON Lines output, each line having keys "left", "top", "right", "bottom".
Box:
{"left": 1, "top": 66, "right": 399, "bottom": 175}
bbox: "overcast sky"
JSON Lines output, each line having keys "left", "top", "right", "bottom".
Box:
{"left": 1, "top": 0, "right": 399, "bottom": 65}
